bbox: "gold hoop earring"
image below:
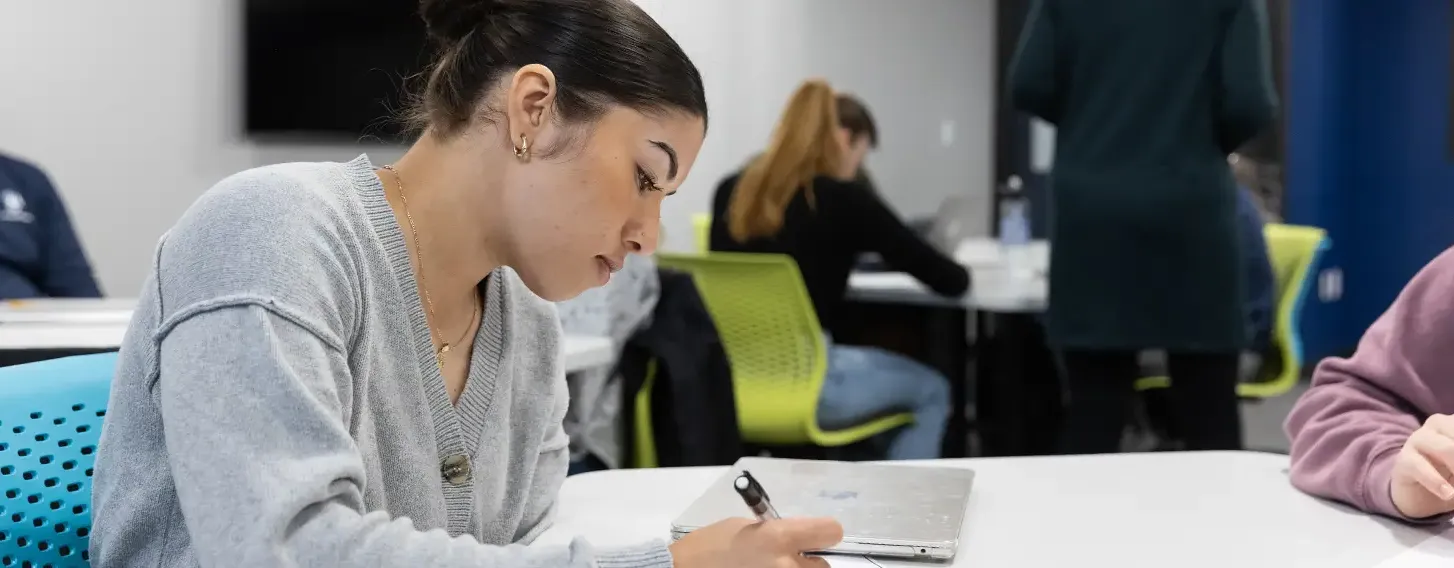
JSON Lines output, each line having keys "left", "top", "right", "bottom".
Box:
{"left": 514, "top": 134, "right": 531, "bottom": 162}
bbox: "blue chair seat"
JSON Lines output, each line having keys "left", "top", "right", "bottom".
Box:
{"left": 0, "top": 352, "right": 116, "bottom": 567}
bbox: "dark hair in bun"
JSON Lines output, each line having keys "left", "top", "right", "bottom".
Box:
{"left": 410, "top": 0, "right": 707, "bottom": 141}
{"left": 418, "top": 0, "right": 498, "bottom": 44}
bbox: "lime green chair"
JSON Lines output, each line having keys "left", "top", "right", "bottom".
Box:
{"left": 633, "top": 252, "right": 912, "bottom": 466}
{"left": 691, "top": 213, "right": 712, "bottom": 254}
{"left": 1135, "top": 223, "right": 1330, "bottom": 398}
{"left": 632, "top": 359, "right": 661, "bottom": 468}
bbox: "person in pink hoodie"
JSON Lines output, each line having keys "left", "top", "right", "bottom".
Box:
{"left": 1286, "top": 246, "right": 1454, "bottom": 522}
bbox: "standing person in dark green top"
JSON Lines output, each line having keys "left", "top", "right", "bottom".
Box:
{"left": 1009, "top": 0, "right": 1277, "bottom": 454}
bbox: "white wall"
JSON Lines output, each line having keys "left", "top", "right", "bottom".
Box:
{"left": 0, "top": 0, "right": 993, "bottom": 296}
{"left": 0, "top": 0, "right": 404, "bottom": 296}
{"left": 641, "top": 0, "right": 996, "bottom": 251}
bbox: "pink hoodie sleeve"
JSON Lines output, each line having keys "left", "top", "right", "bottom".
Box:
{"left": 1285, "top": 246, "right": 1454, "bottom": 522}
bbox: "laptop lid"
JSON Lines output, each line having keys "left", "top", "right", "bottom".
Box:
{"left": 922, "top": 195, "right": 977, "bottom": 255}
{"left": 671, "top": 457, "right": 974, "bottom": 555}
{"left": 858, "top": 195, "right": 978, "bottom": 271}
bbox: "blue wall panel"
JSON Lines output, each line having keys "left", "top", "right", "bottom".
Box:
{"left": 1287, "top": 0, "right": 1454, "bottom": 359}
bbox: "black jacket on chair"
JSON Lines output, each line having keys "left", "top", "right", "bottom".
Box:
{"left": 620, "top": 268, "right": 743, "bottom": 467}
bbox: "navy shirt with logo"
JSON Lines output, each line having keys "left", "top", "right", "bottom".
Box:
{"left": 0, "top": 153, "right": 101, "bottom": 299}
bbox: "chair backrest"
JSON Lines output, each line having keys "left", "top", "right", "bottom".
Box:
{"left": 0, "top": 352, "right": 116, "bottom": 566}
{"left": 1245, "top": 223, "right": 1329, "bottom": 398}
{"left": 655, "top": 252, "right": 826, "bottom": 444}
{"left": 691, "top": 213, "right": 712, "bottom": 254}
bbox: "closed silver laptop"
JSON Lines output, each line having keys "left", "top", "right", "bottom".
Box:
{"left": 921, "top": 194, "right": 979, "bottom": 256}
{"left": 670, "top": 457, "right": 974, "bottom": 560}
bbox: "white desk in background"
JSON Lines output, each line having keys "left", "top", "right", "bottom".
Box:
{"left": 559, "top": 335, "right": 616, "bottom": 373}
{"left": 847, "top": 268, "right": 1046, "bottom": 313}
{"left": 0, "top": 319, "right": 617, "bottom": 373}
{"left": 538, "top": 451, "right": 1448, "bottom": 568}
{"left": 845, "top": 238, "right": 1055, "bottom": 458}
{"left": 952, "top": 237, "right": 1049, "bottom": 270}
{"left": 846, "top": 238, "right": 1049, "bottom": 313}
{"left": 0, "top": 323, "right": 131, "bottom": 351}
{"left": 0, "top": 298, "right": 137, "bottom": 324}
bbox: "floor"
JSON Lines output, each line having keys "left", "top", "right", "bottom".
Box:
{"left": 1123, "top": 380, "right": 1307, "bottom": 454}
{"left": 1240, "top": 381, "right": 1307, "bottom": 454}
{"left": 962, "top": 377, "right": 1309, "bottom": 456}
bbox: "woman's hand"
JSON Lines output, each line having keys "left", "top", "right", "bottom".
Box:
{"left": 669, "top": 517, "right": 844, "bottom": 568}
{"left": 1391, "top": 414, "right": 1454, "bottom": 519}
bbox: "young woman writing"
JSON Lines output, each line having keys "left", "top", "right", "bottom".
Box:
{"left": 90, "top": 1, "right": 841, "bottom": 566}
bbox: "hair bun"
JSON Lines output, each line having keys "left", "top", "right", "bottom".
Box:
{"left": 419, "top": 0, "right": 502, "bottom": 44}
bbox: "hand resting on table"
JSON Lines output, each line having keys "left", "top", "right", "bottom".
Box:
{"left": 1392, "top": 414, "right": 1454, "bottom": 519}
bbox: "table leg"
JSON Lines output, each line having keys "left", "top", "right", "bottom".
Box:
{"left": 927, "top": 308, "right": 970, "bottom": 458}
{"left": 974, "top": 312, "right": 1063, "bottom": 456}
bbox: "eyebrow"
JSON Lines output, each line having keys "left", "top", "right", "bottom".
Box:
{"left": 650, "top": 140, "right": 679, "bottom": 182}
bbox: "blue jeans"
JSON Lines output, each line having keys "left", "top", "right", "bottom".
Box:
{"left": 817, "top": 344, "right": 952, "bottom": 460}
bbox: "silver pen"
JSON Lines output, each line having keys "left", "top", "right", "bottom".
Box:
{"left": 733, "top": 470, "right": 780, "bottom": 521}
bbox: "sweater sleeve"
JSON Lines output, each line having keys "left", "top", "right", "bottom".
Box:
{"left": 1216, "top": 0, "right": 1279, "bottom": 154}
{"left": 1007, "top": 0, "right": 1062, "bottom": 123}
{"left": 156, "top": 303, "right": 672, "bottom": 567}
{"left": 514, "top": 361, "right": 572, "bottom": 544}
{"left": 1285, "top": 247, "right": 1454, "bottom": 523}
{"left": 840, "top": 182, "right": 969, "bottom": 296}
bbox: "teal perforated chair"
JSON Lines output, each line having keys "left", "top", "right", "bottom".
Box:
{"left": 0, "top": 352, "right": 116, "bottom": 567}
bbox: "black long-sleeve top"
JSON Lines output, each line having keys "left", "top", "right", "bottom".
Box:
{"left": 709, "top": 174, "right": 970, "bottom": 337}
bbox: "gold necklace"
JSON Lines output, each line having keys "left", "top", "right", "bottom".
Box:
{"left": 381, "top": 165, "right": 480, "bottom": 369}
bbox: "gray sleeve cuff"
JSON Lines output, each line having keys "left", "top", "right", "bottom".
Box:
{"left": 593, "top": 540, "right": 674, "bottom": 568}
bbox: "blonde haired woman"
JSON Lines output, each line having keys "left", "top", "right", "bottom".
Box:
{"left": 709, "top": 80, "right": 969, "bottom": 459}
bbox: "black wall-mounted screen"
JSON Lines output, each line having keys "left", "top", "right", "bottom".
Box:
{"left": 245, "top": 0, "right": 430, "bottom": 141}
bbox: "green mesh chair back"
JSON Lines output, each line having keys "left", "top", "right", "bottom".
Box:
{"left": 654, "top": 252, "right": 912, "bottom": 447}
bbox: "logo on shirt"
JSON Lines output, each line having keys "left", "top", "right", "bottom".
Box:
{"left": 0, "top": 189, "right": 32, "bottom": 224}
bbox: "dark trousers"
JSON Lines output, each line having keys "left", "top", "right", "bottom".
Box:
{"left": 1058, "top": 350, "right": 1242, "bottom": 454}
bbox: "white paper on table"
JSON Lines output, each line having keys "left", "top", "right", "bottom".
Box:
{"left": 848, "top": 272, "right": 927, "bottom": 292}
{"left": 953, "top": 239, "right": 1003, "bottom": 267}
{"left": 823, "top": 555, "right": 884, "bottom": 567}
{"left": 1373, "top": 526, "right": 1454, "bottom": 567}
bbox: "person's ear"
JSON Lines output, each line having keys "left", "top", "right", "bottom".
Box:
{"left": 834, "top": 127, "right": 854, "bottom": 152}
{"left": 505, "top": 64, "right": 558, "bottom": 155}
{"left": 855, "top": 136, "right": 873, "bottom": 156}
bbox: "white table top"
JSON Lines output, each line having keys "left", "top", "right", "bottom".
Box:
{"left": 538, "top": 451, "right": 1452, "bottom": 567}
{"left": 952, "top": 238, "right": 1050, "bottom": 270}
{"left": 560, "top": 335, "right": 616, "bottom": 373}
{"left": 0, "top": 302, "right": 616, "bottom": 373}
{"left": 847, "top": 269, "right": 1047, "bottom": 313}
{"left": 0, "top": 298, "right": 137, "bottom": 324}
{"left": 0, "top": 323, "right": 131, "bottom": 350}
{"left": 846, "top": 237, "right": 1048, "bottom": 313}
